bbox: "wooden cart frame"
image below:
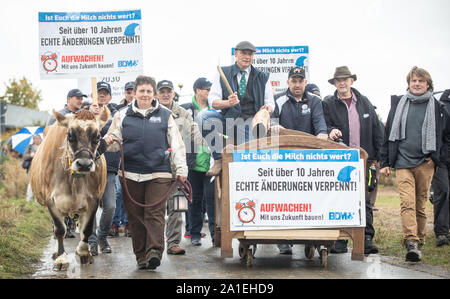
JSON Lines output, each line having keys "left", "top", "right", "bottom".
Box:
{"left": 213, "top": 131, "right": 368, "bottom": 266}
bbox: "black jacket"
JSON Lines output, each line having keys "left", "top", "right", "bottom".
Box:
{"left": 380, "top": 93, "right": 450, "bottom": 168}
{"left": 323, "top": 88, "right": 383, "bottom": 161}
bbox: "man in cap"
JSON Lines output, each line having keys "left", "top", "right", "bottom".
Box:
{"left": 87, "top": 81, "right": 120, "bottom": 256}
{"left": 198, "top": 41, "right": 275, "bottom": 176}
{"left": 116, "top": 81, "right": 135, "bottom": 110}
{"left": 271, "top": 67, "right": 328, "bottom": 140}
{"left": 156, "top": 80, "right": 206, "bottom": 253}
{"left": 323, "top": 66, "right": 383, "bottom": 255}
{"left": 181, "top": 77, "right": 216, "bottom": 246}
{"left": 46, "top": 88, "right": 87, "bottom": 126}
{"left": 305, "top": 83, "right": 321, "bottom": 99}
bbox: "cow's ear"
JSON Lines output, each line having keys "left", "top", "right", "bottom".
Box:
{"left": 53, "top": 110, "right": 70, "bottom": 127}
{"left": 97, "top": 106, "right": 111, "bottom": 129}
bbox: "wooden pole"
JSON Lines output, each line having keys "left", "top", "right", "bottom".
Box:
{"left": 217, "top": 66, "right": 234, "bottom": 95}
{"left": 91, "top": 77, "right": 98, "bottom": 105}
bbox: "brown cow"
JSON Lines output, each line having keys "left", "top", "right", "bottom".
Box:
{"left": 30, "top": 108, "right": 110, "bottom": 270}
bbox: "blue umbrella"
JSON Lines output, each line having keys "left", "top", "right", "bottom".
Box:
{"left": 11, "top": 126, "right": 44, "bottom": 155}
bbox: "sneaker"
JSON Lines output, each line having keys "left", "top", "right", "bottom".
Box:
{"left": 99, "top": 238, "right": 112, "bottom": 254}
{"left": 436, "top": 235, "right": 449, "bottom": 247}
{"left": 184, "top": 231, "right": 191, "bottom": 238}
{"left": 89, "top": 243, "right": 98, "bottom": 256}
{"left": 167, "top": 245, "right": 185, "bottom": 255}
{"left": 191, "top": 238, "right": 201, "bottom": 246}
{"left": 146, "top": 250, "right": 161, "bottom": 270}
{"left": 206, "top": 159, "right": 222, "bottom": 176}
{"left": 108, "top": 224, "right": 119, "bottom": 237}
{"left": 405, "top": 240, "right": 421, "bottom": 262}
{"left": 364, "top": 236, "right": 379, "bottom": 254}
{"left": 330, "top": 240, "right": 348, "bottom": 254}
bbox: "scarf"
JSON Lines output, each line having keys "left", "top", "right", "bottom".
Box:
{"left": 388, "top": 90, "right": 436, "bottom": 154}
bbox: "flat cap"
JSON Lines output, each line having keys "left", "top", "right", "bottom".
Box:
{"left": 235, "top": 41, "right": 257, "bottom": 52}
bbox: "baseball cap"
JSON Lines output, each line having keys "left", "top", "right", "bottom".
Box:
{"left": 235, "top": 41, "right": 257, "bottom": 52}
{"left": 124, "top": 81, "right": 135, "bottom": 90}
{"left": 97, "top": 81, "right": 111, "bottom": 94}
{"left": 67, "top": 89, "right": 87, "bottom": 98}
{"left": 193, "top": 77, "right": 212, "bottom": 91}
{"left": 288, "top": 67, "right": 306, "bottom": 79}
{"left": 157, "top": 80, "right": 174, "bottom": 91}
{"left": 305, "top": 83, "right": 320, "bottom": 94}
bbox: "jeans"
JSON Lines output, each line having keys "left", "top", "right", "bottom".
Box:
{"left": 195, "top": 110, "right": 254, "bottom": 160}
{"left": 113, "top": 175, "right": 128, "bottom": 226}
{"left": 430, "top": 163, "right": 450, "bottom": 236}
{"left": 188, "top": 170, "right": 215, "bottom": 241}
{"left": 89, "top": 172, "right": 117, "bottom": 244}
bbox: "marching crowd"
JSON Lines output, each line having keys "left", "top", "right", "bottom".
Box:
{"left": 28, "top": 40, "right": 448, "bottom": 270}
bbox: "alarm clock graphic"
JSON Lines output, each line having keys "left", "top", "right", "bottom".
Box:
{"left": 235, "top": 198, "right": 256, "bottom": 224}
{"left": 41, "top": 52, "right": 58, "bottom": 72}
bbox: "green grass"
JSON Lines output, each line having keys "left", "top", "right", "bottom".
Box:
{"left": 0, "top": 196, "right": 52, "bottom": 278}
{"left": 373, "top": 186, "right": 449, "bottom": 269}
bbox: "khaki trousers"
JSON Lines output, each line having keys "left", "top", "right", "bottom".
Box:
{"left": 396, "top": 162, "right": 434, "bottom": 246}
{"left": 121, "top": 177, "right": 171, "bottom": 264}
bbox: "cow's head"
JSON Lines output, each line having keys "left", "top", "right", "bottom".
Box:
{"left": 53, "top": 107, "right": 110, "bottom": 173}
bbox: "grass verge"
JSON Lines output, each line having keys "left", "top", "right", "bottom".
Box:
{"left": 372, "top": 186, "right": 449, "bottom": 270}
{"left": 0, "top": 195, "right": 52, "bottom": 278}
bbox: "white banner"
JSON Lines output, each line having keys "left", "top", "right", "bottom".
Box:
{"left": 38, "top": 10, "right": 143, "bottom": 79}
{"left": 229, "top": 149, "right": 365, "bottom": 231}
{"left": 232, "top": 46, "right": 309, "bottom": 95}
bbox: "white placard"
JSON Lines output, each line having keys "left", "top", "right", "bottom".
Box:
{"left": 38, "top": 10, "right": 143, "bottom": 79}
{"left": 229, "top": 149, "right": 365, "bottom": 231}
{"left": 232, "top": 46, "right": 309, "bottom": 95}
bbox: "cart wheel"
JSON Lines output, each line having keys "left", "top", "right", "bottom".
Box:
{"left": 238, "top": 242, "right": 248, "bottom": 259}
{"left": 319, "top": 249, "right": 328, "bottom": 267}
{"left": 304, "top": 244, "right": 315, "bottom": 260}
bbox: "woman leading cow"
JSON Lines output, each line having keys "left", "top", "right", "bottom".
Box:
{"left": 102, "top": 75, "right": 188, "bottom": 270}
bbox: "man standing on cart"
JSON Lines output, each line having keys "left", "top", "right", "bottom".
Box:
{"left": 323, "top": 66, "right": 383, "bottom": 255}
{"left": 271, "top": 66, "right": 328, "bottom": 254}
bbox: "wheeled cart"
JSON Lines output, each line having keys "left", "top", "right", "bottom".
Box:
{"left": 213, "top": 130, "right": 367, "bottom": 267}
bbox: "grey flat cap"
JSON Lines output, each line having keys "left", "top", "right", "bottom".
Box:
{"left": 235, "top": 41, "right": 257, "bottom": 52}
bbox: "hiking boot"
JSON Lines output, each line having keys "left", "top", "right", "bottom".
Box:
{"left": 405, "top": 240, "right": 421, "bottom": 262}
{"left": 146, "top": 250, "right": 161, "bottom": 270}
{"left": 206, "top": 159, "right": 222, "bottom": 176}
{"left": 436, "top": 235, "right": 449, "bottom": 247}
{"left": 167, "top": 245, "right": 185, "bottom": 255}
{"left": 330, "top": 240, "right": 348, "bottom": 254}
{"left": 108, "top": 224, "right": 119, "bottom": 237}
{"left": 99, "top": 238, "right": 112, "bottom": 254}
{"left": 364, "top": 236, "right": 379, "bottom": 254}
{"left": 89, "top": 243, "right": 98, "bottom": 256}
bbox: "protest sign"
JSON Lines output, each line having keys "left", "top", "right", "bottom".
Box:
{"left": 229, "top": 149, "right": 365, "bottom": 231}
{"left": 38, "top": 10, "right": 143, "bottom": 79}
{"left": 232, "top": 46, "right": 309, "bottom": 95}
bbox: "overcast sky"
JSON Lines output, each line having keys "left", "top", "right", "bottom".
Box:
{"left": 1, "top": 0, "right": 449, "bottom": 121}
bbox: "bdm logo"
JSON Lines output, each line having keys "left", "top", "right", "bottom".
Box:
{"left": 329, "top": 212, "right": 354, "bottom": 220}
{"left": 118, "top": 60, "right": 138, "bottom": 67}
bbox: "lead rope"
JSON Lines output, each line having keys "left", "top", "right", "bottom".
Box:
{"left": 113, "top": 139, "right": 192, "bottom": 208}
